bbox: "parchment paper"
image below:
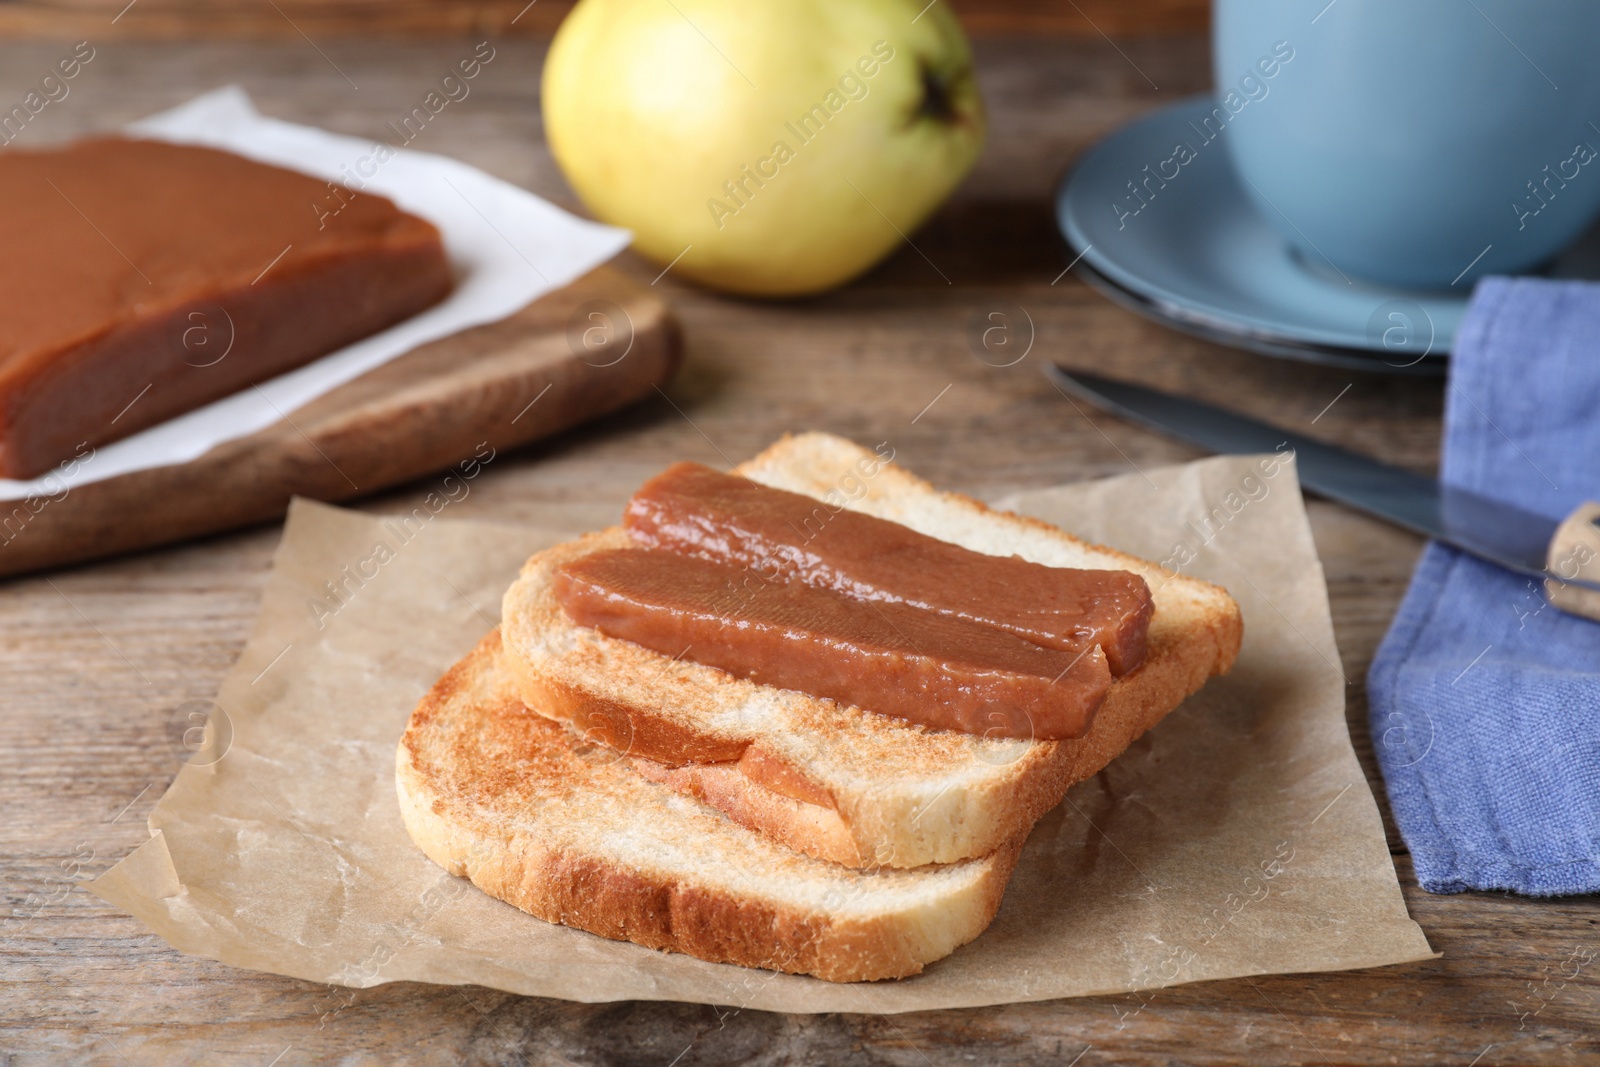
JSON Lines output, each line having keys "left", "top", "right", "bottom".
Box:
{"left": 0, "top": 86, "right": 630, "bottom": 501}
{"left": 90, "top": 455, "right": 1435, "bottom": 1012}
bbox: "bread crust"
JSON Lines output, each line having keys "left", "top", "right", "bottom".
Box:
{"left": 397, "top": 631, "right": 1023, "bottom": 983}
{"left": 500, "top": 433, "right": 1243, "bottom": 869}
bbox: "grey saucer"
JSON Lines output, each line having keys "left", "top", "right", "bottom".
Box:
{"left": 1057, "top": 95, "right": 1463, "bottom": 374}
{"left": 1069, "top": 258, "right": 1449, "bottom": 376}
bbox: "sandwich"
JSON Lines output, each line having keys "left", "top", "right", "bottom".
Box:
{"left": 398, "top": 432, "right": 1241, "bottom": 981}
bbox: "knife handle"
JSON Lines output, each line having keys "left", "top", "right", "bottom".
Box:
{"left": 1546, "top": 501, "right": 1600, "bottom": 621}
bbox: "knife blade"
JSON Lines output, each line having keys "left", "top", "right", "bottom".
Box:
{"left": 1046, "top": 364, "right": 1600, "bottom": 596}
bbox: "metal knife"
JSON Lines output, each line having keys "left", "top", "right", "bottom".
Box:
{"left": 1046, "top": 365, "right": 1600, "bottom": 619}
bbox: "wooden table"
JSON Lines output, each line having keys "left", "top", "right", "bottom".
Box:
{"left": 3, "top": 34, "right": 1596, "bottom": 1067}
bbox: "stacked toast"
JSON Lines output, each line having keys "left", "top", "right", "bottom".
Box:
{"left": 396, "top": 433, "right": 1242, "bottom": 982}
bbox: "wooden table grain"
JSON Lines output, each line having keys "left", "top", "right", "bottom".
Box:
{"left": 0, "top": 0, "right": 1210, "bottom": 41}
{"left": 3, "top": 34, "right": 1596, "bottom": 1067}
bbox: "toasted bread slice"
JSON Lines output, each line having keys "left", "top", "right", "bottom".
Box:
{"left": 501, "top": 433, "right": 1242, "bottom": 869}
{"left": 396, "top": 631, "right": 1024, "bottom": 983}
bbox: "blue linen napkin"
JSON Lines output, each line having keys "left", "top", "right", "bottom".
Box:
{"left": 1368, "top": 276, "right": 1600, "bottom": 896}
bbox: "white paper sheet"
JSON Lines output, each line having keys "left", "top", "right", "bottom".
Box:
{"left": 0, "top": 86, "right": 630, "bottom": 501}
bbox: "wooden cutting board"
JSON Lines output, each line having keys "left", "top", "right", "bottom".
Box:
{"left": 0, "top": 266, "right": 679, "bottom": 579}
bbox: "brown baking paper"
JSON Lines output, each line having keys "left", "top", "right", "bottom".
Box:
{"left": 91, "top": 455, "right": 1435, "bottom": 1012}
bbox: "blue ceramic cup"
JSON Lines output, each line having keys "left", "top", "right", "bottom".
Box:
{"left": 1215, "top": 0, "right": 1600, "bottom": 289}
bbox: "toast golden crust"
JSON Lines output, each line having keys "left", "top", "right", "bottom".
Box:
{"left": 396, "top": 631, "right": 1023, "bottom": 982}
{"left": 500, "top": 434, "right": 1243, "bottom": 869}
